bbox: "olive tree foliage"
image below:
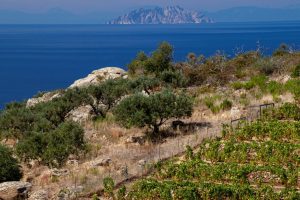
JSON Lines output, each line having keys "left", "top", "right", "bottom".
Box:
{"left": 128, "top": 42, "right": 174, "bottom": 76}
{"left": 0, "top": 144, "right": 22, "bottom": 183}
{"left": 159, "top": 70, "right": 188, "bottom": 88}
{"left": 16, "top": 121, "right": 85, "bottom": 167}
{"left": 86, "top": 78, "right": 130, "bottom": 118}
{"left": 114, "top": 89, "right": 193, "bottom": 136}
{"left": 0, "top": 88, "right": 87, "bottom": 140}
{"left": 129, "top": 76, "right": 161, "bottom": 95}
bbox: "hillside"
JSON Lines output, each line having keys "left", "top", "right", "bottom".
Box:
{"left": 0, "top": 42, "right": 299, "bottom": 199}
{"left": 107, "top": 6, "right": 212, "bottom": 24}
{"left": 127, "top": 103, "right": 300, "bottom": 199}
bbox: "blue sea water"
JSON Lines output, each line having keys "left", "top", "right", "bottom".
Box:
{"left": 0, "top": 21, "right": 300, "bottom": 109}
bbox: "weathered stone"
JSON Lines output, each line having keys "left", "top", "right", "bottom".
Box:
{"left": 230, "top": 106, "right": 242, "bottom": 119}
{"left": 66, "top": 105, "right": 94, "bottom": 123}
{"left": 125, "top": 136, "right": 145, "bottom": 145}
{"left": 69, "top": 67, "right": 126, "bottom": 88}
{"left": 26, "top": 92, "right": 61, "bottom": 107}
{"left": 66, "top": 160, "right": 79, "bottom": 167}
{"left": 51, "top": 168, "right": 69, "bottom": 177}
{"left": 29, "top": 189, "right": 48, "bottom": 200}
{"left": 92, "top": 158, "right": 112, "bottom": 167}
{"left": 138, "top": 159, "right": 147, "bottom": 167}
{"left": 57, "top": 186, "right": 83, "bottom": 200}
{"left": 0, "top": 181, "right": 32, "bottom": 200}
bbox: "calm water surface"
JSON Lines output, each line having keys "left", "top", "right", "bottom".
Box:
{"left": 0, "top": 22, "right": 300, "bottom": 108}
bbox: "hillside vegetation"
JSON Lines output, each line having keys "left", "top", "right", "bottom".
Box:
{"left": 126, "top": 103, "right": 300, "bottom": 199}
{"left": 0, "top": 42, "right": 299, "bottom": 199}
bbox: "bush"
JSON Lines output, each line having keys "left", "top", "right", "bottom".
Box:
{"left": 291, "top": 65, "right": 300, "bottom": 78}
{"left": 103, "top": 177, "right": 115, "bottom": 198}
{"left": 128, "top": 42, "right": 173, "bottom": 76}
{"left": 16, "top": 122, "right": 85, "bottom": 167}
{"left": 256, "top": 58, "right": 278, "bottom": 75}
{"left": 0, "top": 144, "right": 22, "bottom": 183}
{"left": 42, "top": 122, "right": 85, "bottom": 167}
{"left": 267, "top": 81, "right": 284, "bottom": 96}
{"left": 129, "top": 76, "right": 160, "bottom": 95}
{"left": 87, "top": 78, "right": 130, "bottom": 118}
{"left": 159, "top": 70, "right": 188, "bottom": 88}
{"left": 114, "top": 89, "right": 193, "bottom": 136}
{"left": 231, "top": 82, "right": 244, "bottom": 90}
{"left": 220, "top": 99, "right": 233, "bottom": 111}
{"left": 117, "top": 186, "right": 127, "bottom": 200}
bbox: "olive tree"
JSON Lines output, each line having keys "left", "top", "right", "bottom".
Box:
{"left": 114, "top": 90, "right": 193, "bottom": 137}
{"left": 0, "top": 144, "right": 22, "bottom": 182}
{"left": 128, "top": 42, "right": 174, "bottom": 76}
{"left": 129, "top": 76, "right": 161, "bottom": 95}
{"left": 87, "top": 78, "right": 129, "bottom": 118}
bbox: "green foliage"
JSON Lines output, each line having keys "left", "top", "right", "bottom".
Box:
{"left": 0, "top": 107, "right": 40, "bottom": 139}
{"left": 127, "top": 51, "right": 148, "bottom": 75}
{"left": 129, "top": 104, "right": 300, "bottom": 199}
{"left": 0, "top": 144, "right": 22, "bottom": 183}
{"left": 159, "top": 70, "right": 188, "bottom": 88}
{"left": 262, "top": 103, "right": 300, "bottom": 121}
{"left": 145, "top": 42, "right": 173, "bottom": 74}
{"left": 291, "top": 64, "right": 300, "bottom": 78}
{"left": 16, "top": 122, "right": 85, "bottom": 167}
{"left": 185, "top": 145, "right": 194, "bottom": 160}
{"left": 42, "top": 122, "right": 85, "bottom": 167}
{"left": 231, "top": 75, "right": 267, "bottom": 91}
{"left": 129, "top": 76, "right": 160, "bottom": 95}
{"left": 255, "top": 58, "right": 279, "bottom": 75}
{"left": 128, "top": 42, "right": 173, "bottom": 76}
{"left": 220, "top": 99, "right": 233, "bottom": 110}
{"left": 87, "top": 78, "right": 130, "bottom": 118}
{"left": 117, "top": 185, "right": 126, "bottom": 200}
{"left": 267, "top": 81, "right": 284, "bottom": 96}
{"left": 114, "top": 89, "right": 193, "bottom": 136}
{"left": 285, "top": 79, "right": 300, "bottom": 100}
{"left": 103, "top": 177, "right": 115, "bottom": 198}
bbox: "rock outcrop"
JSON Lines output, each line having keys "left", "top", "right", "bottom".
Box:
{"left": 0, "top": 181, "right": 32, "bottom": 200}
{"left": 66, "top": 105, "right": 94, "bottom": 123}
{"left": 28, "top": 190, "right": 49, "bottom": 200}
{"left": 26, "top": 91, "right": 61, "bottom": 107}
{"left": 69, "top": 67, "right": 127, "bottom": 88}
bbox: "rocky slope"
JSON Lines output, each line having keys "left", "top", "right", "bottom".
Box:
{"left": 108, "top": 6, "right": 213, "bottom": 24}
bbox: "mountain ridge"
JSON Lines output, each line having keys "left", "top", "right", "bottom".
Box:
{"left": 107, "top": 6, "right": 213, "bottom": 24}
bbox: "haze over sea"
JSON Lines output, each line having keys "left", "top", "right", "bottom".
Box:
{"left": 0, "top": 21, "right": 300, "bottom": 109}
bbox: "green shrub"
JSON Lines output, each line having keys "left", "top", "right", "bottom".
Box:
{"left": 117, "top": 186, "right": 126, "bottom": 200}
{"left": 87, "top": 78, "right": 130, "bottom": 118}
{"left": 159, "top": 70, "right": 188, "bottom": 88}
{"left": 16, "top": 122, "right": 85, "bottom": 167}
{"left": 103, "top": 177, "right": 115, "bottom": 198}
{"left": 128, "top": 42, "right": 173, "bottom": 76}
{"left": 220, "top": 99, "right": 233, "bottom": 111}
{"left": 42, "top": 122, "right": 85, "bottom": 167}
{"left": 263, "top": 103, "right": 300, "bottom": 121}
{"left": 114, "top": 89, "right": 193, "bottom": 136}
{"left": 267, "top": 81, "right": 284, "bottom": 96}
{"left": 231, "top": 82, "right": 244, "bottom": 90}
{"left": 291, "top": 64, "right": 300, "bottom": 78}
{"left": 0, "top": 144, "right": 22, "bottom": 183}
{"left": 256, "top": 58, "right": 278, "bottom": 75}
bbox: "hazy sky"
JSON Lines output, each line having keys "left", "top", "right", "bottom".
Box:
{"left": 0, "top": 0, "right": 299, "bottom": 13}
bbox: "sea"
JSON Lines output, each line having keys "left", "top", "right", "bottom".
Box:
{"left": 0, "top": 21, "right": 300, "bottom": 109}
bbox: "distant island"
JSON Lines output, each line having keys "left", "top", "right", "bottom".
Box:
{"left": 107, "top": 6, "right": 213, "bottom": 24}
